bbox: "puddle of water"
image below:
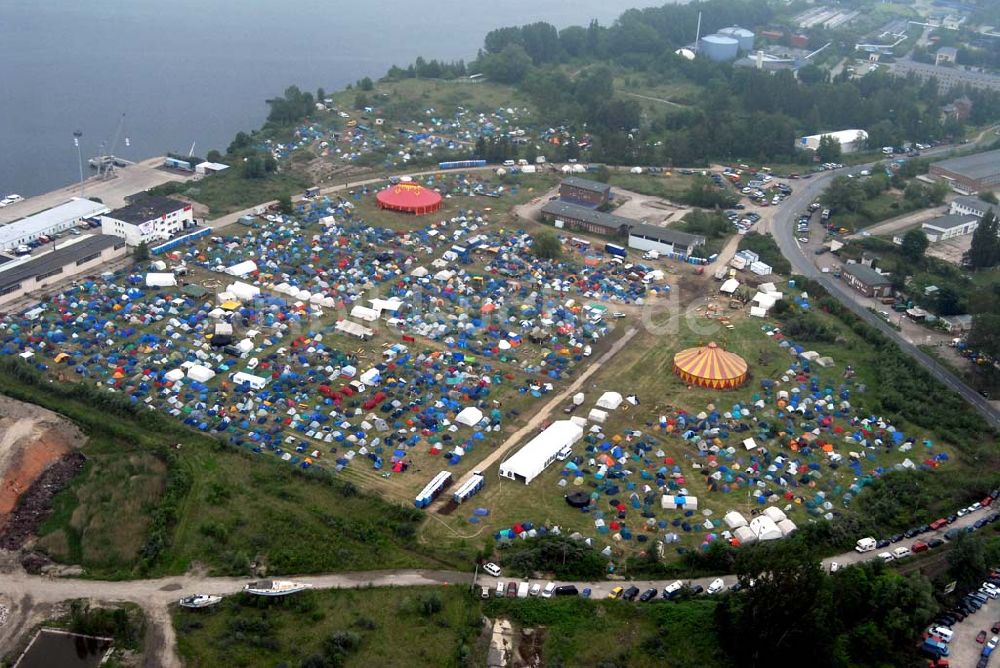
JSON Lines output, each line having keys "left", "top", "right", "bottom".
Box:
{"left": 14, "top": 629, "right": 111, "bottom": 668}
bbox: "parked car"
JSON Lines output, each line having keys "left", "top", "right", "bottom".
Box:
{"left": 978, "top": 630, "right": 988, "bottom": 644}
{"left": 928, "top": 538, "right": 945, "bottom": 548}
{"left": 542, "top": 582, "right": 556, "bottom": 598}
{"left": 622, "top": 586, "right": 640, "bottom": 602}
{"left": 689, "top": 584, "right": 704, "bottom": 595}
{"left": 580, "top": 587, "right": 591, "bottom": 598}
{"left": 554, "top": 585, "right": 578, "bottom": 596}
{"left": 608, "top": 586, "right": 624, "bottom": 600}
{"left": 913, "top": 541, "right": 930, "bottom": 553}
{"left": 707, "top": 578, "right": 725, "bottom": 594}
{"left": 483, "top": 562, "right": 501, "bottom": 577}
{"left": 506, "top": 582, "right": 517, "bottom": 598}
{"left": 639, "top": 588, "right": 658, "bottom": 602}
{"left": 529, "top": 583, "right": 541, "bottom": 596}
{"left": 480, "top": 586, "right": 491, "bottom": 599}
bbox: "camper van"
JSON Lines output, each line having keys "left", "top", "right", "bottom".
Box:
{"left": 855, "top": 537, "right": 877, "bottom": 553}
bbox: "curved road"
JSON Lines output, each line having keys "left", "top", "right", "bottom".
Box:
{"left": 770, "top": 161, "right": 1000, "bottom": 431}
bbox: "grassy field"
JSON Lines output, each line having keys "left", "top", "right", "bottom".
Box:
{"left": 174, "top": 586, "right": 484, "bottom": 668}
{"left": 150, "top": 169, "right": 310, "bottom": 218}
{"left": 173, "top": 585, "right": 730, "bottom": 668}
{"left": 607, "top": 172, "right": 698, "bottom": 201}
{"left": 0, "top": 363, "right": 457, "bottom": 578}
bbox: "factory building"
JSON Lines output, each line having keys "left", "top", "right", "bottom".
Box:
{"left": 540, "top": 201, "right": 632, "bottom": 237}
{"left": 0, "top": 236, "right": 126, "bottom": 307}
{"left": 558, "top": 177, "right": 612, "bottom": 208}
{"left": 797, "top": 129, "right": 869, "bottom": 154}
{"left": 0, "top": 198, "right": 109, "bottom": 253}
{"left": 929, "top": 149, "right": 1000, "bottom": 194}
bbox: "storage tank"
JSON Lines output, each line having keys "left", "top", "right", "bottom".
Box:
{"left": 717, "top": 26, "right": 755, "bottom": 52}
{"left": 700, "top": 34, "right": 739, "bottom": 61}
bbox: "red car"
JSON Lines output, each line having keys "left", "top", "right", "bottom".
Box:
{"left": 912, "top": 541, "right": 929, "bottom": 553}
{"left": 977, "top": 630, "right": 988, "bottom": 644}
{"left": 929, "top": 519, "right": 948, "bottom": 530}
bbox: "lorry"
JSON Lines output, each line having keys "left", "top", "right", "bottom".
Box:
{"left": 604, "top": 243, "right": 627, "bottom": 258}
{"left": 855, "top": 537, "right": 877, "bottom": 553}
{"left": 517, "top": 582, "right": 530, "bottom": 598}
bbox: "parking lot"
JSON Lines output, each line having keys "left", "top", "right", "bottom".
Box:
{"left": 937, "top": 586, "right": 1000, "bottom": 667}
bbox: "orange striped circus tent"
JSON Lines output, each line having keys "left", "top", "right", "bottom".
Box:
{"left": 672, "top": 342, "right": 749, "bottom": 390}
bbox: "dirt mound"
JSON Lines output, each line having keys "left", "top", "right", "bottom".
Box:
{"left": 0, "top": 451, "right": 86, "bottom": 551}
{"left": 0, "top": 395, "right": 86, "bottom": 533}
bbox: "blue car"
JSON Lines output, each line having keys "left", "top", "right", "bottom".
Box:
{"left": 581, "top": 588, "right": 591, "bottom": 599}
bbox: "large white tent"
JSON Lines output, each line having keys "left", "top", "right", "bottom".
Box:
{"left": 225, "top": 260, "right": 258, "bottom": 277}
{"left": 145, "top": 273, "right": 177, "bottom": 288}
{"left": 455, "top": 407, "right": 484, "bottom": 427}
{"left": 749, "top": 516, "right": 783, "bottom": 541}
{"left": 596, "top": 391, "right": 623, "bottom": 410}
{"left": 186, "top": 364, "right": 216, "bottom": 383}
{"left": 499, "top": 420, "right": 583, "bottom": 485}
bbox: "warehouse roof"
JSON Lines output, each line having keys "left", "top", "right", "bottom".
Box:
{"left": 105, "top": 196, "right": 188, "bottom": 225}
{"left": 629, "top": 222, "right": 706, "bottom": 248}
{"left": 540, "top": 201, "right": 634, "bottom": 233}
{"left": 952, "top": 195, "right": 996, "bottom": 214}
{"left": 0, "top": 235, "right": 122, "bottom": 291}
{"left": 560, "top": 177, "right": 612, "bottom": 195}
{"left": 843, "top": 263, "right": 892, "bottom": 286}
{"left": 0, "top": 198, "right": 109, "bottom": 250}
{"left": 932, "top": 149, "right": 1000, "bottom": 181}
{"left": 923, "top": 214, "right": 978, "bottom": 231}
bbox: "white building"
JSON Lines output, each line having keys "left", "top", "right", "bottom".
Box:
{"left": 499, "top": 420, "right": 583, "bottom": 485}
{"left": 100, "top": 196, "right": 193, "bottom": 246}
{"left": 921, "top": 214, "right": 980, "bottom": 242}
{"left": 796, "top": 129, "right": 869, "bottom": 153}
{"left": 0, "top": 198, "right": 109, "bottom": 252}
{"left": 950, "top": 196, "right": 995, "bottom": 220}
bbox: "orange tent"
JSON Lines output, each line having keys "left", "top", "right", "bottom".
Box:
{"left": 672, "top": 342, "right": 749, "bottom": 390}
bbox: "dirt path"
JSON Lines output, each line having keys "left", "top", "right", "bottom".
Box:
{"left": 427, "top": 326, "right": 639, "bottom": 511}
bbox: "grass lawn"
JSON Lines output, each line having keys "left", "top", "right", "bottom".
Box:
{"left": 174, "top": 586, "right": 483, "bottom": 668}
{"left": 608, "top": 173, "right": 698, "bottom": 201}
{"left": 150, "top": 169, "right": 310, "bottom": 218}
{"left": 174, "top": 584, "right": 730, "bottom": 668}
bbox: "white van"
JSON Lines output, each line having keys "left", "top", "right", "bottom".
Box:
{"left": 930, "top": 626, "right": 953, "bottom": 643}
{"left": 483, "top": 562, "right": 501, "bottom": 577}
{"left": 663, "top": 580, "right": 684, "bottom": 598}
{"left": 855, "top": 537, "right": 877, "bottom": 553}
{"left": 878, "top": 552, "right": 894, "bottom": 562}
{"left": 892, "top": 546, "right": 911, "bottom": 559}
{"left": 517, "top": 581, "right": 530, "bottom": 598}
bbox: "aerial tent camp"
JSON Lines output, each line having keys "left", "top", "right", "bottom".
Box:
{"left": 672, "top": 341, "right": 748, "bottom": 390}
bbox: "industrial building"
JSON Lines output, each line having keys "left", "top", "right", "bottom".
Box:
{"left": 498, "top": 420, "right": 584, "bottom": 485}
{"left": 950, "top": 196, "right": 996, "bottom": 219}
{"left": 921, "top": 214, "right": 980, "bottom": 242}
{"left": 627, "top": 223, "right": 706, "bottom": 260}
{"left": 558, "top": 177, "right": 612, "bottom": 207}
{"left": 0, "top": 236, "right": 126, "bottom": 307}
{"left": 797, "top": 129, "right": 868, "bottom": 153}
{"left": 0, "top": 198, "right": 109, "bottom": 253}
{"left": 889, "top": 61, "right": 1000, "bottom": 92}
{"left": 841, "top": 263, "right": 893, "bottom": 299}
{"left": 540, "top": 201, "right": 633, "bottom": 237}
{"left": 101, "top": 196, "right": 194, "bottom": 246}
{"left": 928, "top": 149, "right": 1000, "bottom": 194}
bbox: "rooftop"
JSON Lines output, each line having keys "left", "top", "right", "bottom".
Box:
{"left": 0, "top": 235, "right": 122, "bottom": 292}
{"left": 540, "top": 201, "right": 634, "bottom": 232}
{"left": 105, "top": 196, "right": 189, "bottom": 225}
{"left": 952, "top": 195, "right": 996, "bottom": 213}
{"left": 923, "top": 214, "right": 978, "bottom": 231}
{"left": 932, "top": 149, "right": 1000, "bottom": 181}
{"left": 0, "top": 198, "right": 109, "bottom": 249}
{"left": 629, "top": 222, "right": 706, "bottom": 248}
{"left": 843, "top": 262, "right": 892, "bottom": 286}
{"left": 560, "top": 177, "right": 612, "bottom": 195}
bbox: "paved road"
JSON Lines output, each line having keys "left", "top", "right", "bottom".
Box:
{"left": 769, "top": 161, "right": 1000, "bottom": 431}
{"left": 0, "top": 158, "right": 187, "bottom": 225}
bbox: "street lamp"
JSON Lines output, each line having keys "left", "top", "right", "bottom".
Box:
{"left": 73, "top": 130, "right": 84, "bottom": 197}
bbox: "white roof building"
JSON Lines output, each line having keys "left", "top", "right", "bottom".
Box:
{"left": 499, "top": 420, "right": 583, "bottom": 485}
{"left": 797, "top": 129, "right": 869, "bottom": 153}
{"left": 0, "top": 198, "right": 109, "bottom": 250}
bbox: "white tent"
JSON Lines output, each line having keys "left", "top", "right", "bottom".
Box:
{"left": 661, "top": 494, "right": 698, "bottom": 510}
{"left": 720, "top": 278, "right": 739, "bottom": 294}
{"left": 232, "top": 371, "right": 268, "bottom": 389}
{"left": 499, "top": 420, "right": 583, "bottom": 485}
{"left": 749, "top": 516, "right": 783, "bottom": 541}
{"left": 186, "top": 365, "right": 216, "bottom": 383}
{"left": 335, "top": 320, "right": 372, "bottom": 339}
{"left": 742, "top": 437, "right": 759, "bottom": 450}
{"left": 753, "top": 292, "right": 777, "bottom": 309}
{"left": 596, "top": 391, "right": 623, "bottom": 410}
{"left": 763, "top": 506, "right": 787, "bottom": 523}
{"left": 587, "top": 408, "right": 608, "bottom": 424}
{"left": 724, "top": 511, "right": 748, "bottom": 529}
{"left": 350, "top": 305, "right": 380, "bottom": 322}
{"left": 165, "top": 368, "right": 185, "bottom": 382}
{"left": 455, "top": 406, "right": 484, "bottom": 427}
{"left": 777, "top": 518, "right": 798, "bottom": 536}
{"left": 225, "top": 260, "right": 258, "bottom": 277}
{"left": 410, "top": 266, "right": 428, "bottom": 278}
{"left": 236, "top": 338, "right": 254, "bottom": 354}
{"left": 733, "top": 526, "right": 758, "bottom": 544}
{"left": 749, "top": 306, "right": 768, "bottom": 318}
{"left": 145, "top": 273, "right": 177, "bottom": 288}
{"left": 227, "top": 281, "right": 260, "bottom": 302}
{"left": 573, "top": 393, "right": 585, "bottom": 406}
{"left": 359, "top": 368, "right": 381, "bottom": 385}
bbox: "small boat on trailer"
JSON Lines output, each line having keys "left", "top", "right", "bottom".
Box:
{"left": 178, "top": 594, "right": 223, "bottom": 609}
{"left": 243, "top": 580, "right": 312, "bottom": 596}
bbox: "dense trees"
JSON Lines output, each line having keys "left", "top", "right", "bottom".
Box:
{"left": 967, "top": 209, "right": 1000, "bottom": 269}
{"left": 266, "top": 86, "right": 315, "bottom": 126}
{"left": 900, "top": 228, "right": 929, "bottom": 264}
{"left": 816, "top": 134, "right": 842, "bottom": 164}
{"left": 532, "top": 231, "right": 562, "bottom": 260}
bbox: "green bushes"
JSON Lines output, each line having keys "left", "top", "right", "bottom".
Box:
{"left": 501, "top": 535, "right": 606, "bottom": 579}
